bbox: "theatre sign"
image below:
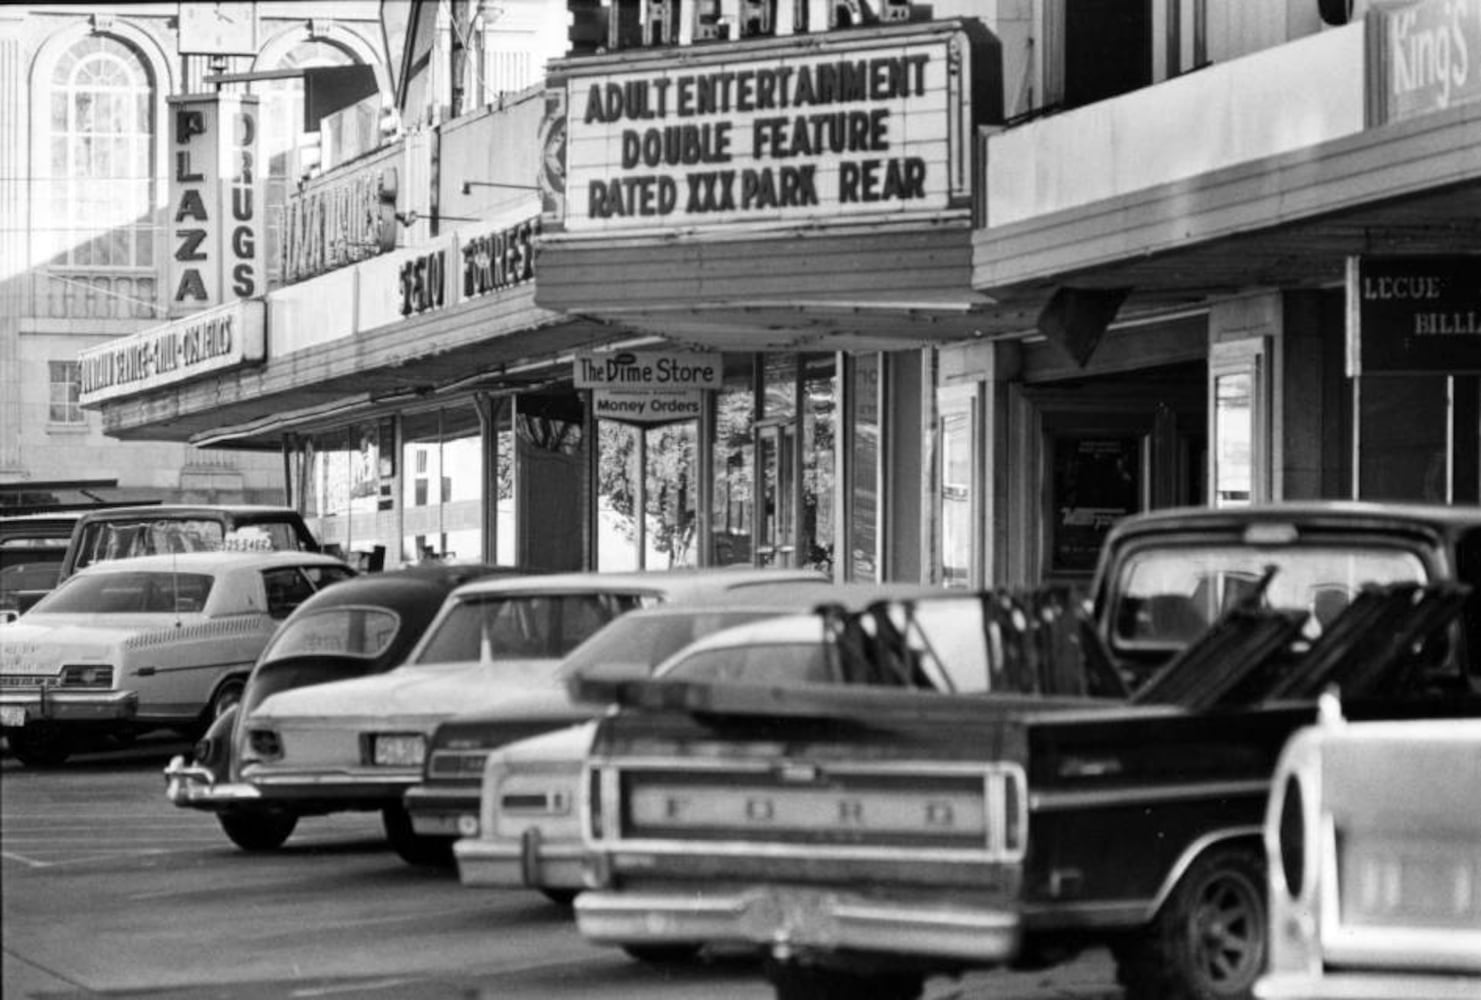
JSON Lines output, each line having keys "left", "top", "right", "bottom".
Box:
{"left": 546, "top": 20, "right": 986, "bottom": 234}
{"left": 78, "top": 299, "right": 266, "bottom": 406}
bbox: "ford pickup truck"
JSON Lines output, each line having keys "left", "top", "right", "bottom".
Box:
{"left": 571, "top": 502, "right": 1481, "bottom": 1000}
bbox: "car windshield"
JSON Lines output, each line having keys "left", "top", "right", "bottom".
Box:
{"left": 412, "top": 591, "right": 652, "bottom": 664}
{"left": 261, "top": 607, "right": 401, "bottom": 663}
{"left": 32, "top": 570, "right": 215, "bottom": 614}
{"left": 557, "top": 609, "right": 786, "bottom": 680}
{"left": 1111, "top": 544, "right": 1428, "bottom": 648}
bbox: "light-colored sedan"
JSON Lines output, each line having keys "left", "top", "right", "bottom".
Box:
{"left": 0, "top": 550, "right": 354, "bottom": 766}
{"left": 234, "top": 568, "right": 823, "bottom": 865}
{"left": 1256, "top": 701, "right": 1481, "bottom": 1000}
{"left": 453, "top": 599, "right": 944, "bottom": 911}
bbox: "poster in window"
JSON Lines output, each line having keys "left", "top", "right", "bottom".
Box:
{"left": 1051, "top": 435, "right": 1141, "bottom": 573}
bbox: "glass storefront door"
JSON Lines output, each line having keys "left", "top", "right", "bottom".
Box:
{"left": 756, "top": 420, "right": 797, "bottom": 566}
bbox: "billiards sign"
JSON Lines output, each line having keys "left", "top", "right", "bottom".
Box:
{"left": 1346, "top": 255, "right": 1481, "bottom": 375}
{"left": 549, "top": 22, "right": 981, "bottom": 234}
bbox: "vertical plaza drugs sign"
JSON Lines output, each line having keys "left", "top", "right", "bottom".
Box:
{"left": 166, "top": 93, "right": 264, "bottom": 317}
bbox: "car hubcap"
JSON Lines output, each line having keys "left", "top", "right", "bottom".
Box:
{"left": 1191, "top": 872, "right": 1261, "bottom": 993}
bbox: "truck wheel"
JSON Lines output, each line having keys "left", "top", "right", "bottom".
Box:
{"left": 765, "top": 962, "right": 924, "bottom": 1000}
{"left": 218, "top": 808, "right": 297, "bottom": 851}
{"left": 620, "top": 944, "right": 701, "bottom": 964}
{"left": 1116, "top": 845, "right": 1267, "bottom": 1000}
{"left": 382, "top": 805, "right": 453, "bottom": 868}
{"left": 7, "top": 726, "right": 72, "bottom": 767}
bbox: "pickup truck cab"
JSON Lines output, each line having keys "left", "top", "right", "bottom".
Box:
{"left": 573, "top": 502, "right": 1481, "bottom": 1000}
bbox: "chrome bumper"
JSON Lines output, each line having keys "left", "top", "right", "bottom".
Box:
{"left": 163, "top": 754, "right": 262, "bottom": 809}
{"left": 1256, "top": 971, "right": 1481, "bottom": 1000}
{"left": 403, "top": 785, "right": 480, "bottom": 838}
{"left": 454, "top": 828, "right": 585, "bottom": 891}
{"left": 0, "top": 689, "right": 136, "bottom": 725}
{"left": 575, "top": 887, "right": 1021, "bottom": 962}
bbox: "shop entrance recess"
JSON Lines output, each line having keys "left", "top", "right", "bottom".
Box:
{"left": 1014, "top": 362, "right": 1206, "bottom": 586}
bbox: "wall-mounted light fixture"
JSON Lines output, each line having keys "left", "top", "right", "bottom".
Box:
{"left": 461, "top": 180, "right": 541, "bottom": 195}
{"left": 396, "top": 210, "right": 480, "bottom": 227}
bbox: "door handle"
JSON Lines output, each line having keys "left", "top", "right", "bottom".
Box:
{"left": 135, "top": 667, "right": 157, "bottom": 677}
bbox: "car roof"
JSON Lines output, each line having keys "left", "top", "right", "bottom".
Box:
{"left": 1107, "top": 501, "right": 1481, "bottom": 543}
{"left": 447, "top": 566, "right": 826, "bottom": 600}
{"left": 69, "top": 551, "right": 347, "bottom": 575}
{"left": 72, "top": 504, "right": 302, "bottom": 521}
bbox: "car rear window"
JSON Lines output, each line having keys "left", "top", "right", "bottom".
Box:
{"left": 1112, "top": 544, "right": 1428, "bottom": 649}
{"left": 35, "top": 571, "right": 215, "bottom": 614}
{"left": 413, "top": 591, "right": 652, "bottom": 664}
{"left": 263, "top": 608, "right": 401, "bottom": 662}
{"left": 658, "top": 641, "right": 834, "bottom": 685}
{"left": 558, "top": 609, "right": 785, "bottom": 680}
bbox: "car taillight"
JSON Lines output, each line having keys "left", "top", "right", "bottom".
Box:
{"left": 587, "top": 766, "right": 604, "bottom": 839}
{"left": 59, "top": 664, "right": 113, "bottom": 688}
{"left": 248, "top": 729, "right": 282, "bottom": 760}
{"left": 1278, "top": 775, "right": 1305, "bottom": 896}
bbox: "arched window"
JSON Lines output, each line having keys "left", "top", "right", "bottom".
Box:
{"left": 45, "top": 35, "right": 157, "bottom": 317}
{"left": 259, "top": 40, "right": 356, "bottom": 284}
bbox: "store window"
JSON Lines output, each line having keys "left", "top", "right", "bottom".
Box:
{"left": 597, "top": 420, "right": 700, "bottom": 570}
{"left": 712, "top": 356, "right": 757, "bottom": 566}
{"left": 303, "top": 422, "right": 390, "bottom": 568}
{"left": 43, "top": 35, "right": 158, "bottom": 319}
{"left": 48, "top": 361, "right": 84, "bottom": 425}
{"left": 849, "top": 354, "right": 882, "bottom": 581}
{"left": 937, "top": 382, "right": 981, "bottom": 588}
{"left": 402, "top": 404, "right": 484, "bottom": 565}
{"left": 800, "top": 354, "right": 836, "bottom": 574}
{"left": 1209, "top": 339, "right": 1269, "bottom": 507}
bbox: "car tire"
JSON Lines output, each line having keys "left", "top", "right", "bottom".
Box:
{"left": 1114, "top": 844, "right": 1267, "bottom": 1000}
{"left": 7, "top": 725, "right": 72, "bottom": 767}
{"left": 218, "top": 808, "right": 298, "bottom": 851}
{"left": 381, "top": 805, "right": 454, "bottom": 868}
{"left": 207, "top": 679, "right": 245, "bottom": 723}
{"left": 764, "top": 961, "right": 924, "bottom": 1000}
{"left": 620, "top": 944, "right": 702, "bottom": 965}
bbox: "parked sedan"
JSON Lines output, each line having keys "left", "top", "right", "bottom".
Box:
{"left": 1256, "top": 700, "right": 1481, "bottom": 1000}
{"left": 164, "top": 564, "right": 522, "bottom": 850}
{"left": 453, "top": 588, "right": 948, "bottom": 909}
{"left": 405, "top": 596, "right": 825, "bottom": 850}
{"left": 0, "top": 551, "right": 354, "bottom": 766}
{"left": 232, "top": 568, "right": 823, "bottom": 865}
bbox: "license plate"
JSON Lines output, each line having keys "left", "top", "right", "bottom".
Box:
{"left": 0, "top": 705, "right": 27, "bottom": 728}
{"left": 372, "top": 733, "right": 426, "bottom": 767}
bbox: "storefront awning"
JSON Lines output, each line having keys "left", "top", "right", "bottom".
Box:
{"left": 97, "top": 288, "right": 629, "bottom": 448}
{"left": 536, "top": 218, "right": 1037, "bottom": 351}
{"left": 971, "top": 101, "right": 1481, "bottom": 317}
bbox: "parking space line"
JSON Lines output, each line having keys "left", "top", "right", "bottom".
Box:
{"left": 0, "top": 849, "right": 50, "bottom": 867}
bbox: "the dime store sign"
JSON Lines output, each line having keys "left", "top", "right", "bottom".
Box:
{"left": 552, "top": 24, "right": 976, "bottom": 234}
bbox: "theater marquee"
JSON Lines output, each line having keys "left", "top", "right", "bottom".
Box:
{"left": 548, "top": 22, "right": 980, "bottom": 234}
